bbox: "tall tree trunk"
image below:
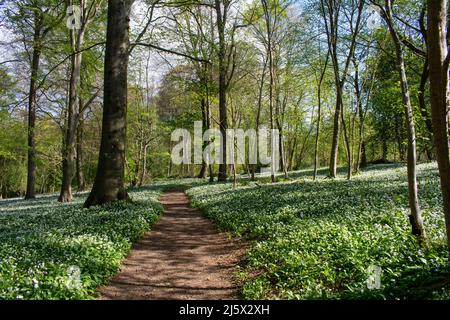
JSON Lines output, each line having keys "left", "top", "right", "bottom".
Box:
{"left": 252, "top": 55, "right": 267, "bottom": 180}
{"left": 168, "top": 141, "right": 173, "bottom": 177}
{"left": 278, "top": 128, "right": 288, "bottom": 179}
{"left": 381, "top": 135, "right": 388, "bottom": 161}
{"left": 323, "top": 0, "right": 341, "bottom": 179}
{"left": 215, "top": 0, "right": 228, "bottom": 182}
{"left": 321, "top": 0, "right": 363, "bottom": 178}
{"left": 341, "top": 95, "right": 352, "bottom": 180}
{"left": 329, "top": 91, "right": 341, "bottom": 177}
{"left": 297, "top": 115, "right": 315, "bottom": 170}
{"left": 314, "top": 50, "right": 329, "bottom": 180}
{"left": 132, "top": 140, "right": 142, "bottom": 187}
{"left": 418, "top": 59, "right": 435, "bottom": 159}
{"left": 139, "top": 144, "right": 148, "bottom": 186}
{"left": 59, "top": 27, "right": 85, "bottom": 202}
{"left": 384, "top": 0, "right": 425, "bottom": 241}
{"left": 206, "top": 69, "right": 214, "bottom": 183}
{"left": 84, "top": 0, "right": 132, "bottom": 207}
{"left": 354, "top": 58, "right": 368, "bottom": 172}
{"left": 25, "top": 18, "right": 42, "bottom": 200}
{"left": 198, "top": 97, "right": 208, "bottom": 179}
{"left": 287, "top": 122, "right": 299, "bottom": 171}
{"left": 76, "top": 96, "right": 86, "bottom": 191}
{"left": 262, "top": 0, "right": 276, "bottom": 182}
{"left": 313, "top": 100, "right": 321, "bottom": 179}
{"left": 427, "top": 0, "right": 450, "bottom": 257}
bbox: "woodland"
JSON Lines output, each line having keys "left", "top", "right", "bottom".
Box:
{"left": 0, "top": 0, "right": 450, "bottom": 300}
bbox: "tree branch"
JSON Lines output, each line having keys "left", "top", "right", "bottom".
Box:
{"left": 132, "top": 42, "right": 211, "bottom": 63}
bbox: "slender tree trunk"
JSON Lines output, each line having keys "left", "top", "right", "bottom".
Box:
{"left": 168, "top": 141, "right": 173, "bottom": 177}
{"left": 288, "top": 123, "right": 299, "bottom": 171}
{"left": 418, "top": 59, "right": 434, "bottom": 159}
{"left": 25, "top": 18, "right": 42, "bottom": 200}
{"left": 198, "top": 165, "right": 207, "bottom": 180}
{"left": 206, "top": 71, "right": 214, "bottom": 183}
{"left": 297, "top": 124, "right": 314, "bottom": 170}
{"left": 427, "top": 0, "right": 450, "bottom": 257}
{"left": 59, "top": 28, "right": 85, "bottom": 202}
{"left": 198, "top": 161, "right": 207, "bottom": 179}
{"left": 76, "top": 96, "right": 86, "bottom": 191}
{"left": 354, "top": 59, "right": 367, "bottom": 172}
{"left": 323, "top": 0, "right": 341, "bottom": 179}
{"left": 84, "top": 0, "right": 132, "bottom": 207}
{"left": 278, "top": 128, "right": 288, "bottom": 179}
{"left": 232, "top": 162, "right": 237, "bottom": 188}
{"left": 139, "top": 144, "right": 148, "bottom": 186}
{"left": 384, "top": 0, "right": 425, "bottom": 241}
{"left": 314, "top": 50, "right": 329, "bottom": 180}
{"left": 329, "top": 92, "right": 341, "bottom": 177}
{"left": 381, "top": 135, "right": 388, "bottom": 161}
{"left": 215, "top": 0, "right": 228, "bottom": 182}
{"left": 341, "top": 97, "right": 352, "bottom": 180}
{"left": 262, "top": 0, "right": 276, "bottom": 182}
{"left": 321, "top": 0, "right": 363, "bottom": 178}
{"left": 252, "top": 55, "right": 267, "bottom": 180}
{"left": 198, "top": 97, "right": 208, "bottom": 178}
{"left": 0, "top": 182, "right": 5, "bottom": 199}
{"left": 268, "top": 55, "right": 275, "bottom": 182}
{"left": 132, "top": 140, "right": 142, "bottom": 187}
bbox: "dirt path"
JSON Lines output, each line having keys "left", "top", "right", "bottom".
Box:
{"left": 98, "top": 191, "right": 246, "bottom": 300}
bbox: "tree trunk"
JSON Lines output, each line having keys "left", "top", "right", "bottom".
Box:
{"left": 25, "top": 18, "right": 42, "bottom": 200}
{"left": 360, "top": 140, "right": 367, "bottom": 167}
{"left": 262, "top": 0, "right": 276, "bottom": 182}
{"left": 341, "top": 95, "right": 352, "bottom": 180}
{"left": 198, "top": 162, "right": 207, "bottom": 179}
{"left": 139, "top": 144, "right": 148, "bottom": 186}
{"left": 215, "top": 0, "right": 228, "bottom": 182}
{"left": 381, "top": 135, "right": 388, "bottom": 161}
{"left": 427, "top": 0, "right": 450, "bottom": 257}
{"left": 418, "top": 59, "right": 435, "bottom": 159}
{"left": 198, "top": 97, "right": 208, "bottom": 179}
{"left": 132, "top": 140, "right": 142, "bottom": 187}
{"left": 321, "top": 0, "right": 362, "bottom": 178}
{"left": 384, "top": 0, "right": 425, "bottom": 241}
{"left": 168, "top": 141, "right": 173, "bottom": 177}
{"left": 329, "top": 92, "right": 341, "bottom": 178}
{"left": 297, "top": 124, "right": 314, "bottom": 170}
{"left": 84, "top": 0, "right": 132, "bottom": 207}
{"left": 314, "top": 50, "right": 329, "bottom": 180}
{"left": 278, "top": 128, "right": 288, "bottom": 179}
{"left": 59, "top": 27, "right": 85, "bottom": 202}
{"left": 323, "top": 0, "right": 341, "bottom": 179}
{"left": 313, "top": 97, "right": 321, "bottom": 179}
{"left": 287, "top": 124, "right": 299, "bottom": 171}
{"left": 76, "top": 97, "right": 86, "bottom": 192}
{"left": 206, "top": 71, "right": 214, "bottom": 183}
{"left": 354, "top": 59, "right": 367, "bottom": 172}
{"left": 253, "top": 55, "right": 267, "bottom": 180}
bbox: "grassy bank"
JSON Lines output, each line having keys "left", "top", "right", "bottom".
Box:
{"left": 0, "top": 188, "right": 162, "bottom": 299}
{"left": 187, "top": 163, "right": 450, "bottom": 299}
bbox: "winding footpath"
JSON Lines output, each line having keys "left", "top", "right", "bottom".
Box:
{"left": 98, "top": 191, "right": 246, "bottom": 300}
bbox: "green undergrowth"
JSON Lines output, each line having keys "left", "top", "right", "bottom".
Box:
{"left": 0, "top": 188, "right": 162, "bottom": 299}
{"left": 187, "top": 163, "right": 450, "bottom": 299}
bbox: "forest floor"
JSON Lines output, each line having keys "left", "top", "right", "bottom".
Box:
{"left": 2, "top": 164, "right": 449, "bottom": 300}
{"left": 97, "top": 191, "right": 247, "bottom": 300}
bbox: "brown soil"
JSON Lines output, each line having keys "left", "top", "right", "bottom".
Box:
{"left": 97, "top": 191, "right": 247, "bottom": 300}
